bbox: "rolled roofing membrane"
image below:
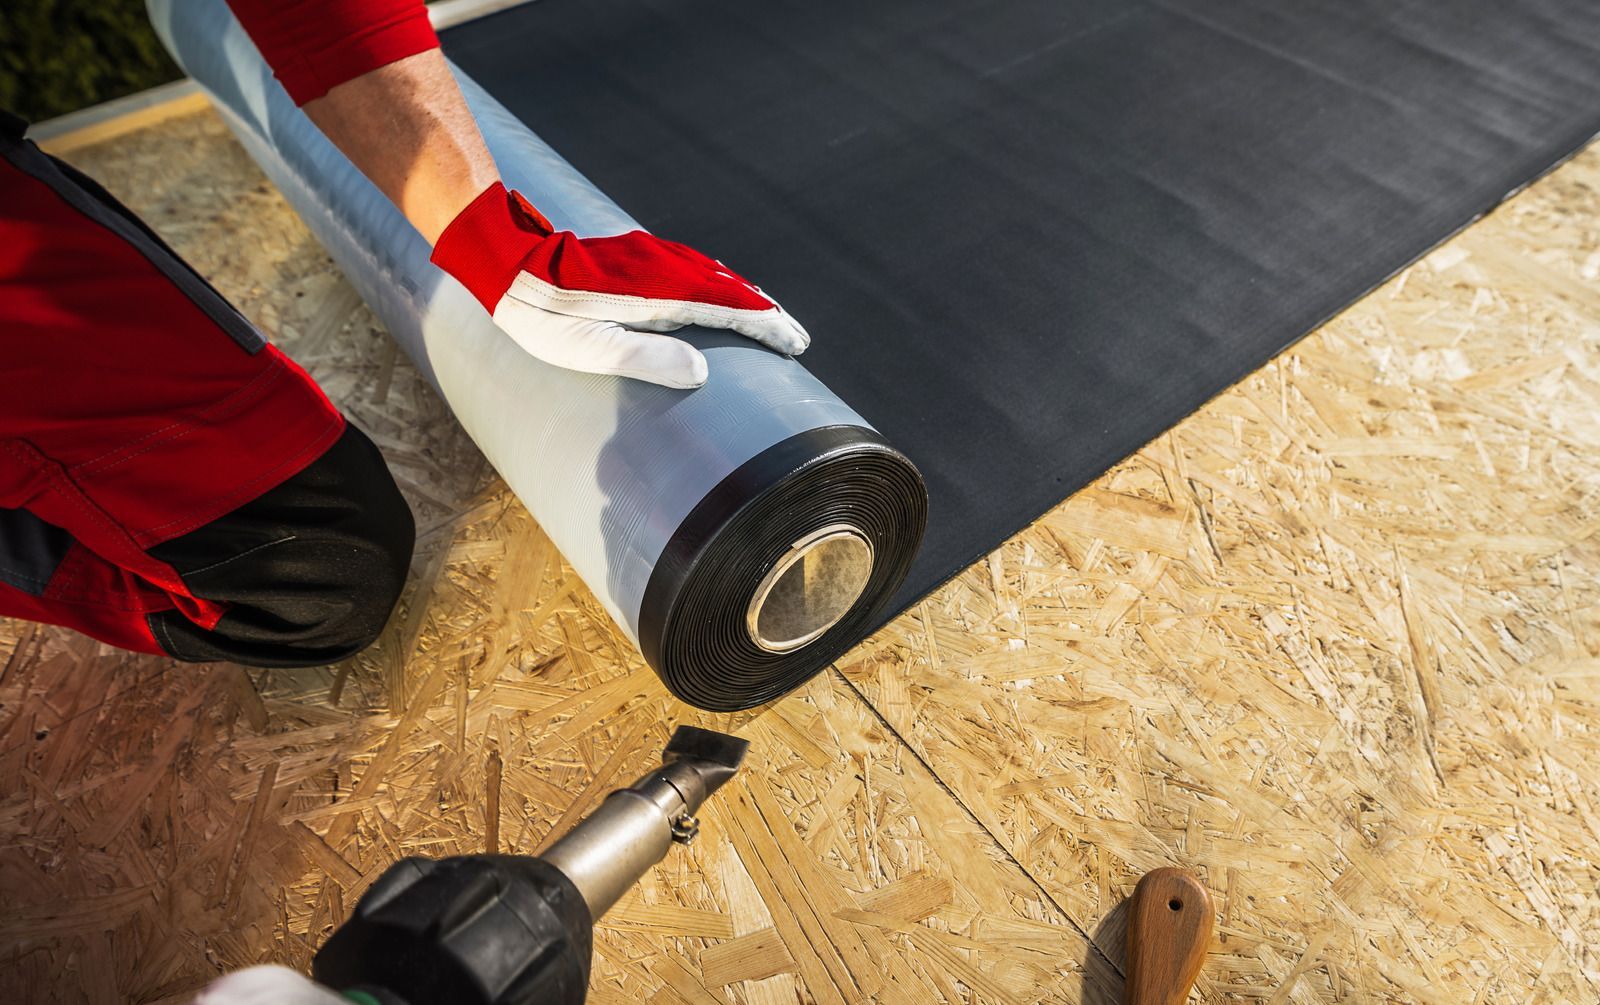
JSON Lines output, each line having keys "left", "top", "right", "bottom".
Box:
{"left": 148, "top": 0, "right": 926, "bottom": 711}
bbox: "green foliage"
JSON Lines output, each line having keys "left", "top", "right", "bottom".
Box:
{"left": 0, "top": 0, "right": 182, "bottom": 122}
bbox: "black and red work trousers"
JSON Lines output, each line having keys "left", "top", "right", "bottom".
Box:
{"left": 0, "top": 110, "right": 414, "bottom": 666}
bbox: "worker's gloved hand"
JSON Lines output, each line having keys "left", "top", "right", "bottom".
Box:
{"left": 430, "top": 182, "right": 809, "bottom": 388}
{"left": 191, "top": 965, "right": 347, "bottom": 1005}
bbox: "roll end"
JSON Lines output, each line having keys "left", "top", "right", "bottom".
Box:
{"left": 639, "top": 425, "right": 927, "bottom": 711}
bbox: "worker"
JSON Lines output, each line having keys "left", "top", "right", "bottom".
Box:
{"left": 0, "top": 0, "right": 809, "bottom": 668}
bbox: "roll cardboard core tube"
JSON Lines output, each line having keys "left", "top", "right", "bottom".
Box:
{"left": 747, "top": 525, "right": 874, "bottom": 653}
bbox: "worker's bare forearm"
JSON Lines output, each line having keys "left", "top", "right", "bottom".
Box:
{"left": 303, "top": 49, "right": 500, "bottom": 245}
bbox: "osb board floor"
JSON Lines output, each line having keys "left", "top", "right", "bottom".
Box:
{"left": 2, "top": 106, "right": 1598, "bottom": 1004}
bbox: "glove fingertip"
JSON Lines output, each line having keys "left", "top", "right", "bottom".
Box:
{"left": 788, "top": 316, "right": 813, "bottom": 352}
{"left": 631, "top": 341, "right": 708, "bottom": 389}
{"left": 770, "top": 315, "right": 812, "bottom": 355}
{"left": 674, "top": 352, "right": 710, "bottom": 388}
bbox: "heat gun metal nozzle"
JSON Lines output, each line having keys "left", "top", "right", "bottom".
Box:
{"left": 540, "top": 726, "right": 749, "bottom": 921}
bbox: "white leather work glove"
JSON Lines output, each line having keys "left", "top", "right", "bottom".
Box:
{"left": 191, "top": 965, "right": 348, "bottom": 1005}
{"left": 429, "top": 182, "right": 809, "bottom": 389}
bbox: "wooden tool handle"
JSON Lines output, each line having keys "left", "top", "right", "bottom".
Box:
{"left": 1124, "top": 867, "right": 1213, "bottom": 1005}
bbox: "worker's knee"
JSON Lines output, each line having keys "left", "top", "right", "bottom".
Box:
{"left": 147, "top": 423, "right": 415, "bottom": 667}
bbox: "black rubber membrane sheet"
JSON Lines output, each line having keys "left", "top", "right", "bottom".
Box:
{"left": 444, "top": 0, "right": 1600, "bottom": 621}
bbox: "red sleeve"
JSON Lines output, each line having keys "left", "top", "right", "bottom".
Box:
{"left": 226, "top": 0, "right": 440, "bottom": 106}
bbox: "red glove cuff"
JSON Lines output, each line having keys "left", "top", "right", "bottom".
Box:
{"left": 430, "top": 182, "right": 555, "bottom": 311}
{"left": 228, "top": 0, "right": 441, "bottom": 105}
